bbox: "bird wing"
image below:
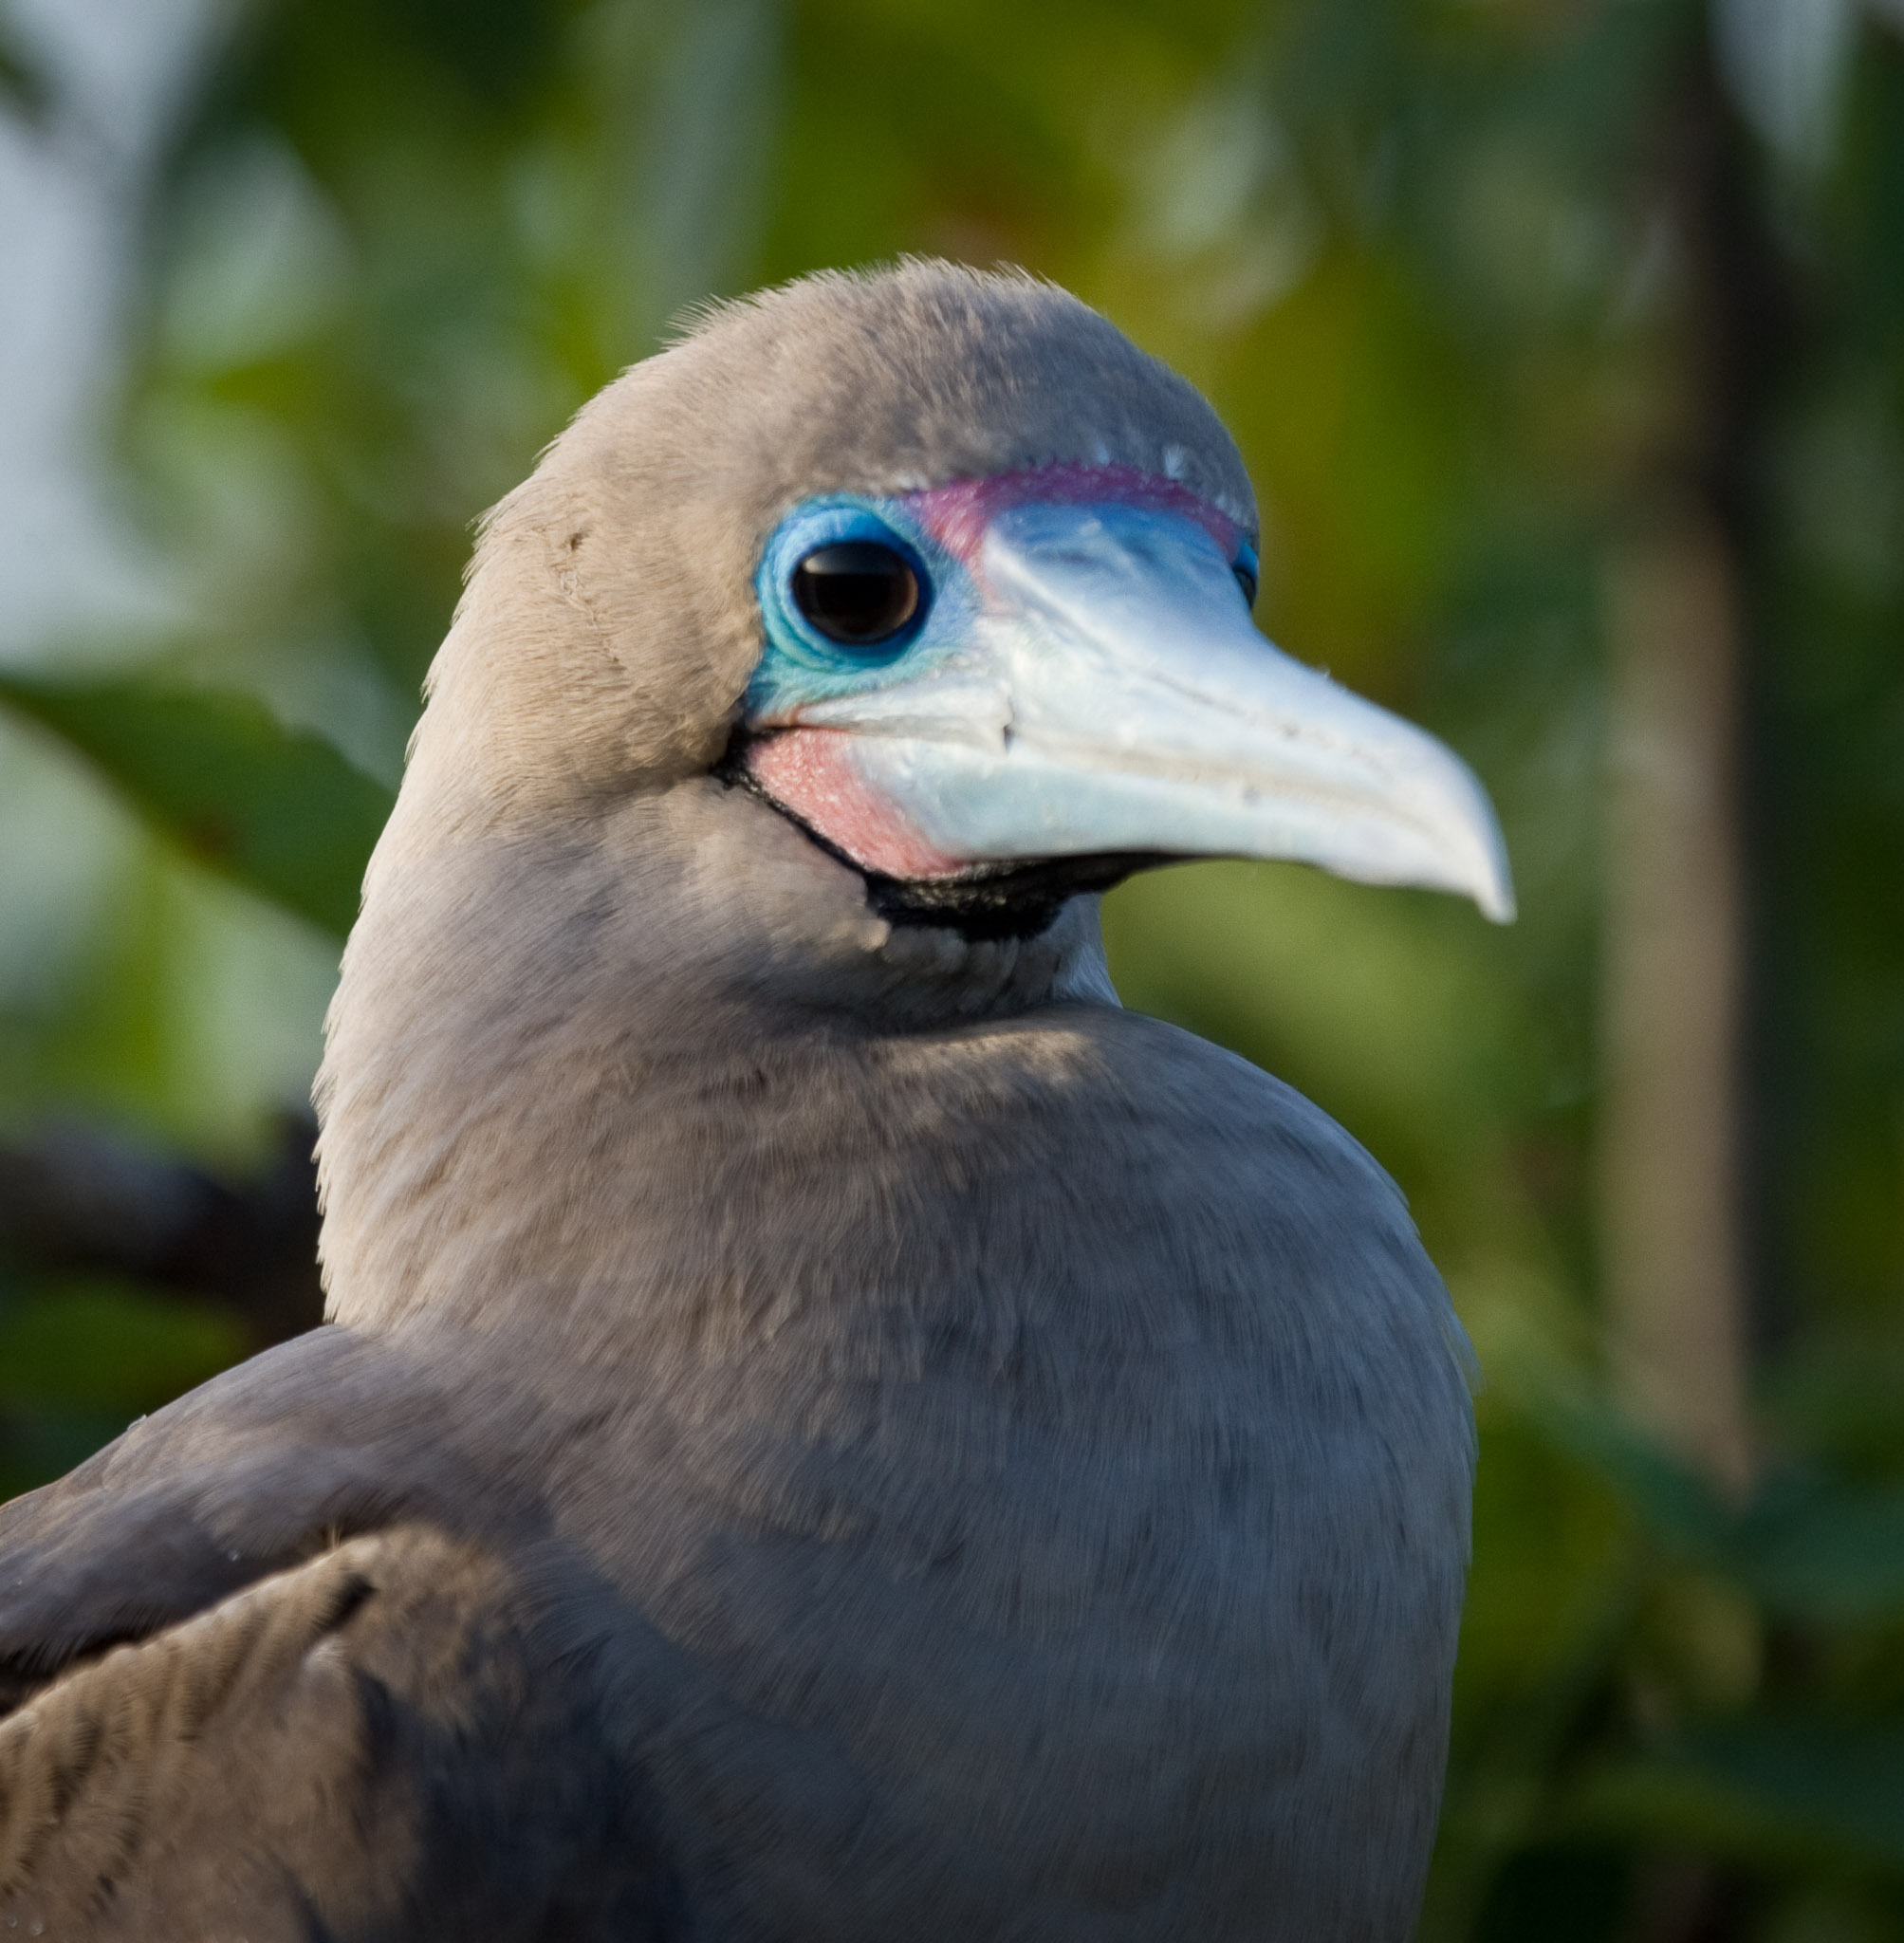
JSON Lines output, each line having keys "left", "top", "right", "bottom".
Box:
{"left": 0, "top": 1523, "right": 680, "bottom": 1941}
{"left": 0, "top": 1325, "right": 685, "bottom": 1938}
{"left": 0, "top": 1324, "right": 515, "bottom": 1713}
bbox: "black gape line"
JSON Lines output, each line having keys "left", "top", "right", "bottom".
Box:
{"left": 715, "top": 736, "right": 1162, "bottom": 944}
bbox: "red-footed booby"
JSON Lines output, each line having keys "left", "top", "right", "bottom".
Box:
{"left": 0, "top": 262, "right": 1510, "bottom": 1941}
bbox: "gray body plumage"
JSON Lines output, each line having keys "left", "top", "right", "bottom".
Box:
{"left": 0, "top": 264, "right": 1474, "bottom": 1941}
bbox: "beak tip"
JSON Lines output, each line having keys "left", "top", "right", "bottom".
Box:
{"left": 1465, "top": 823, "right": 1517, "bottom": 925}
{"left": 1439, "top": 754, "right": 1515, "bottom": 924}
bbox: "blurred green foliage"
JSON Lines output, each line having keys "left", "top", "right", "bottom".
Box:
{"left": 0, "top": 1274, "right": 244, "bottom": 1500}
{"left": 1, "top": 0, "right": 1902, "bottom": 1936}
{"left": 0, "top": 670, "right": 393, "bottom": 934}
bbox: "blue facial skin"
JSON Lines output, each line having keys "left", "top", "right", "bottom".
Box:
{"left": 1233, "top": 538, "right": 1260, "bottom": 609}
{"left": 748, "top": 497, "right": 977, "bottom": 723}
{"left": 749, "top": 494, "right": 1260, "bottom": 723}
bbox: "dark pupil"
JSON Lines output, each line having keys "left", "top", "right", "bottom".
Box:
{"left": 1233, "top": 563, "right": 1259, "bottom": 607}
{"left": 792, "top": 542, "right": 920, "bottom": 646}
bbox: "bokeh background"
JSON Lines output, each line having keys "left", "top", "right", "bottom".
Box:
{"left": 0, "top": 0, "right": 1900, "bottom": 1934}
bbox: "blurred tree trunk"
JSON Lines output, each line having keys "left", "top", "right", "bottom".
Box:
{"left": 1599, "top": 37, "right": 1788, "bottom": 1503}
{"left": 1601, "top": 506, "right": 1752, "bottom": 1495}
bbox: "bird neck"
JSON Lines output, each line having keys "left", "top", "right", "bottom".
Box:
{"left": 314, "top": 775, "right": 1118, "bottom": 1339}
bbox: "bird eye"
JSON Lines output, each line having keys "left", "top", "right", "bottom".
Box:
{"left": 1232, "top": 547, "right": 1259, "bottom": 610}
{"left": 791, "top": 541, "right": 922, "bottom": 648}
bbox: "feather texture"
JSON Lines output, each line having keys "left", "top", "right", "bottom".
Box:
{"left": 0, "top": 264, "right": 1473, "bottom": 1940}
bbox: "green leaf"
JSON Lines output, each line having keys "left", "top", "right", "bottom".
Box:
{"left": 1513, "top": 1379, "right": 1904, "bottom": 1619}
{"left": 1731, "top": 1477, "right": 1904, "bottom": 1620}
{"left": 1502, "top": 1366, "right": 1733, "bottom": 1559}
{"left": 0, "top": 671, "right": 394, "bottom": 936}
{"left": 1569, "top": 1719, "right": 1904, "bottom": 1877}
{"left": 0, "top": 26, "right": 50, "bottom": 127}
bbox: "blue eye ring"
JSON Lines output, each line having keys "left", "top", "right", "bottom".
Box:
{"left": 1232, "top": 540, "right": 1260, "bottom": 609}
{"left": 758, "top": 500, "right": 934, "bottom": 667}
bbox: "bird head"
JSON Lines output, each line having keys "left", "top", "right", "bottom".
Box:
{"left": 402, "top": 261, "right": 1511, "bottom": 953}
{"left": 323, "top": 261, "right": 1513, "bottom": 1325}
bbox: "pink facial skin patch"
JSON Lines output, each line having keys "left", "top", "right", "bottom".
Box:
{"left": 746, "top": 465, "right": 1246, "bottom": 883}
{"left": 747, "top": 729, "right": 965, "bottom": 879}
{"left": 905, "top": 462, "right": 1243, "bottom": 567}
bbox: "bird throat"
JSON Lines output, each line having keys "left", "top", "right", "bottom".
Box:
{"left": 716, "top": 736, "right": 1157, "bottom": 943}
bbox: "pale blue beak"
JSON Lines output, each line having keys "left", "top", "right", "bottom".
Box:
{"left": 758, "top": 500, "right": 1515, "bottom": 922}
